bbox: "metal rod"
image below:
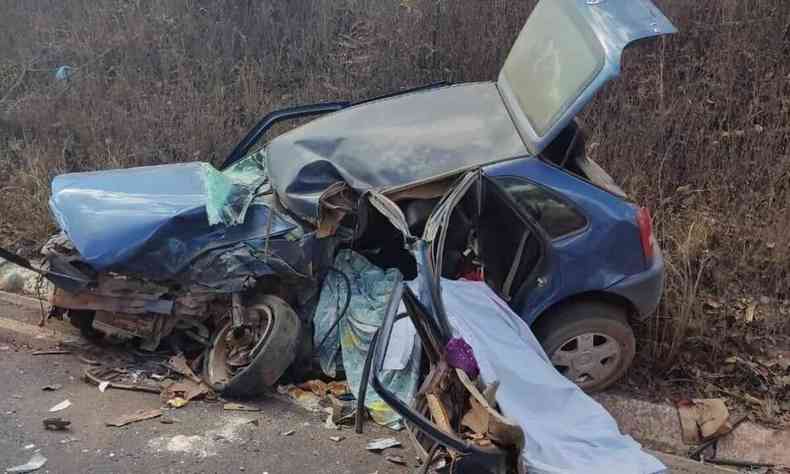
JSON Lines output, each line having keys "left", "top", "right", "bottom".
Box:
{"left": 356, "top": 330, "right": 379, "bottom": 434}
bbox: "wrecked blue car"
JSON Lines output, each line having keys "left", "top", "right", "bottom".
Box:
{"left": 1, "top": 0, "right": 676, "bottom": 471}
{"left": 2, "top": 0, "right": 673, "bottom": 394}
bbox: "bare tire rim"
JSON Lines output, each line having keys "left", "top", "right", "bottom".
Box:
{"left": 206, "top": 304, "right": 274, "bottom": 388}
{"left": 247, "top": 303, "right": 275, "bottom": 360}
{"left": 550, "top": 332, "right": 621, "bottom": 387}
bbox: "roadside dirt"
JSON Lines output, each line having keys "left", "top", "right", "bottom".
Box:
{"left": 623, "top": 299, "right": 790, "bottom": 430}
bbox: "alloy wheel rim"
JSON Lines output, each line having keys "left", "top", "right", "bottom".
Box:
{"left": 550, "top": 332, "right": 621, "bottom": 387}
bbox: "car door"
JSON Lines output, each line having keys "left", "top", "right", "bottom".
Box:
{"left": 497, "top": 0, "right": 676, "bottom": 155}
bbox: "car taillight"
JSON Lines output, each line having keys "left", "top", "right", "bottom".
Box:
{"left": 637, "top": 207, "right": 655, "bottom": 264}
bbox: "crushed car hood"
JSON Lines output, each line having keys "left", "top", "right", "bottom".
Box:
{"left": 49, "top": 160, "right": 298, "bottom": 282}
{"left": 266, "top": 82, "right": 527, "bottom": 221}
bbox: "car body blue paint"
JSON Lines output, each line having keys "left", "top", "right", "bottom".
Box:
{"left": 483, "top": 156, "right": 665, "bottom": 325}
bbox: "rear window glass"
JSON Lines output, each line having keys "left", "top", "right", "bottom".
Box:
{"left": 494, "top": 176, "right": 587, "bottom": 238}
{"left": 500, "top": 0, "right": 605, "bottom": 136}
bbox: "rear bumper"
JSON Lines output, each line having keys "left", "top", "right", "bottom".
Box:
{"left": 607, "top": 243, "right": 665, "bottom": 320}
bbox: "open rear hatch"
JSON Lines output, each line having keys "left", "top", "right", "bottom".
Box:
{"left": 497, "top": 0, "right": 677, "bottom": 156}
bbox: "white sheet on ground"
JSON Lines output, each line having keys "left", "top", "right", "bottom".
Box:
{"left": 440, "top": 279, "right": 666, "bottom": 474}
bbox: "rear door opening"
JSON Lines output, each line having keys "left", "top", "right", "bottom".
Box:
{"left": 421, "top": 173, "right": 547, "bottom": 306}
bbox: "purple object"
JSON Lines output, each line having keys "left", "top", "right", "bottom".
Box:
{"left": 445, "top": 337, "right": 480, "bottom": 379}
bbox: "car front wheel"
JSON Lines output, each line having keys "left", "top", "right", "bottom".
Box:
{"left": 532, "top": 301, "right": 635, "bottom": 393}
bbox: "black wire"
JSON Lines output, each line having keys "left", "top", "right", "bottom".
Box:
{"left": 314, "top": 266, "right": 352, "bottom": 354}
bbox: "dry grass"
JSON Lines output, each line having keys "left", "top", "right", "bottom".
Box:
{"left": 1, "top": 0, "right": 789, "bottom": 377}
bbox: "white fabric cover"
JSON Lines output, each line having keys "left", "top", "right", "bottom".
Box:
{"left": 440, "top": 279, "right": 665, "bottom": 474}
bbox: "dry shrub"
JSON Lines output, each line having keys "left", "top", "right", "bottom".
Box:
{"left": 0, "top": 0, "right": 788, "bottom": 370}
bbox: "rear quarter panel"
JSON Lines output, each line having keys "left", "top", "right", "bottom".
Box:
{"left": 484, "top": 157, "right": 645, "bottom": 324}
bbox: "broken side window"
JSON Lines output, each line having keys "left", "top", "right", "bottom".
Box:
{"left": 204, "top": 149, "right": 270, "bottom": 226}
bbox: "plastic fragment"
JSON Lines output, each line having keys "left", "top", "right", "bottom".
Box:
{"left": 6, "top": 453, "right": 47, "bottom": 473}
{"left": 98, "top": 381, "right": 109, "bottom": 393}
{"left": 48, "top": 400, "right": 71, "bottom": 412}
{"left": 366, "top": 438, "right": 401, "bottom": 452}
{"left": 329, "top": 436, "right": 344, "bottom": 442}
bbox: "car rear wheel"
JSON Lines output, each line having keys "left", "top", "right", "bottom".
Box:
{"left": 533, "top": 301, "right": 635, "bottom": 392}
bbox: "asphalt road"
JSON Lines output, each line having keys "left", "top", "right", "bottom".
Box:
{"left": 0, "top": 291, "right": 733, "bottom": 474}
{"left": 0, "top": 294, "right": 414, "bottom": 474}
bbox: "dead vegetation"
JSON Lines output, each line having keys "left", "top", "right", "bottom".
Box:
{"left": 0, "top": 0, "right": 789, "bottom": 420}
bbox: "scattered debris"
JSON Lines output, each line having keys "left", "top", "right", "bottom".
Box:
{"left": 278, "top": 385, "right": 322, "bottom": 412}
{"left": 77, "top": 355, "right": 100, "bottom": 366}
{"left": 167, "top": 397, "right": 188, "bottom": 409}
{"left": 106, "top": 408, "right": 163, "bottom": 427}
{"left": 456, "top": 368, "right": 523, "bottom": 448}
{"left": 689, "top": 415, "right": 749, "bottom": 461}
{"left": 366, "top": 438, "right": 401, "bottom": 452}
{"left": 59, "top": 437, "right": 79, "bottom": 445}
{"left": 677, "top": 399, "right": 731, "bottom": 444}
{"left": 162, "top": 379, "right": 212, "bottom": 408}
{"left": 329, "top": 436, "right": 344, "bottom": 443}
{"left": 281, "top": 430, "right": 295, "bottom": 436}
{"left": 385, "top": 454, "right": 407, "bottom": 465}
{"left": 83, "top": 367, "right": 160, "bottom": 394}
{"left": 327, "top": 381, "right": 350, "bottom": 398}
{"left": 32, "top": 350, "right": 71, "bottom": 356}
{"left": 167, "top": 354, "right": 202, "bottom": 383}
{"left": 48, "top": 400, "right": 72, "bottom": 412}
{"left": 324, "top": 412, "right": 339, "bottom": 430}
{"left": 329, "top": 396, "right": 355, "bottom": 426}
{"left": 223, "top": 403, "right": 260, "bottom": 412}
{"left": 41, "top": 384, "right": 62, "bottom": 392}
{"left": 6, "top": 453, "right": 47, "bottom": 473}
{"left": 42, "top": 418, "right": 71, "bottom": 431}
{"left": 98, "top": 381, "right": 109, "bottom": 393}
{"left": 22, "top": 444, "right": 35, "bottom": 450}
